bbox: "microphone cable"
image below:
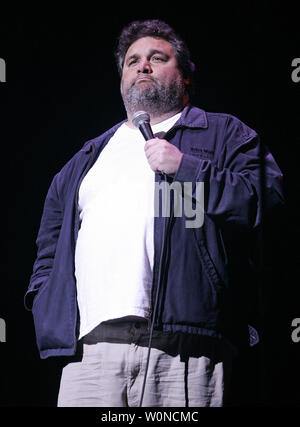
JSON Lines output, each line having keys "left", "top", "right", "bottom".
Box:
{"left": 131, "top": 110, "right": 173, "bottom": 407}
{"left": 138, "top": 171, "right": 170, "bottom": 407}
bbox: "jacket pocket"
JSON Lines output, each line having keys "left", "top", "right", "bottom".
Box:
{"left": 31, "top": 276, "right": 54, "bottom": 352}
{"left": 31, "top": 277, "right": 51, "bottom": 312}
{"left": 24, "top": 276, "right": 50, "bottom": 311}
{"left": 192, "top": 230, "right": 223, "bottom": 295}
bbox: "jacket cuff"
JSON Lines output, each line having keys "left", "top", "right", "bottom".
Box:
{"left": 174, "top": 154, "right": 206, "bottom": 182}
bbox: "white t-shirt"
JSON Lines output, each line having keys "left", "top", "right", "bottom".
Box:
{"left": 75, "top": 112, "right": 181, "bottom": 339}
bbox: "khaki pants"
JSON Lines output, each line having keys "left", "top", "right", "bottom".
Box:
{"left": 57, "top": 319, "right": 232, "bottom": 407}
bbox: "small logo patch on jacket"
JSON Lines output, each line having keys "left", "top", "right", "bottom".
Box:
{"left": 190, "top": 147, "right": 214, "bottom": 159}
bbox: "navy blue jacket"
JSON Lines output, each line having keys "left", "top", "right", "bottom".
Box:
{"left": 25, "top": 105, "right": 284, "bottom": 359}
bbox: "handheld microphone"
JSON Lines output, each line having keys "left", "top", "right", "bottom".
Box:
{"left": 132, "top": 110, "right": 166, "bottom": 175}
{"left": 132, "top": 110, "right": 154, "bottom": 141}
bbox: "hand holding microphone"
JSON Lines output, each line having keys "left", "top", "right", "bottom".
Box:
{"left": 132, "top": 110, "right": 183, "bottom": 176}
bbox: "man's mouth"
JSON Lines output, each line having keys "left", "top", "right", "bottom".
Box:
{"left": 134, "top": 76, "right": 155, "bottom": 84}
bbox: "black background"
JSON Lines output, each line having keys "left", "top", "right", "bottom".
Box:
{"left": 0, "top": 1, "right": 299, "bottom": 407}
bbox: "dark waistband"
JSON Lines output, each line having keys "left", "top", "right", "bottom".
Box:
{"left": 81, "top": 317, "right": 234, "bottom": 363}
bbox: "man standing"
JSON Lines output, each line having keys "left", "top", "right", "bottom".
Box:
{"left": 25, "top": 19, "right": 284, "bottom": 406}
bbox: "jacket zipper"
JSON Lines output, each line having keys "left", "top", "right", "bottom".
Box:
{"left": 75, "top": 144, "right": 96, "bottom": 237}
{"left": 147, "top": 125, "right": 183, "bottom": 332}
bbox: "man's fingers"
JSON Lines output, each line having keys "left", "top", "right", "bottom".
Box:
{"left": 144, "top": 138, "right": 182, "bottom": 175}
{"left": 144, "top": 138, "right": 160, "bottom": 152}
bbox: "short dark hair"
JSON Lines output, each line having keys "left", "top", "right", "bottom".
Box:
{"left": 114, "top": 19, "right": 195, "bottom": 96}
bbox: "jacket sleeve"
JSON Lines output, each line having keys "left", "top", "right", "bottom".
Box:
{"left": 25, "top": 173, "right": 63, "bottom": 310}
{"left": 174, "top": 116, "right": 284, "bottom": 230}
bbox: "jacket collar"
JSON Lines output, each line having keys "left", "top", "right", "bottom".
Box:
{"left": 175, "top": 103, "right": 208, "bottom": 129}
{"left": 82, "top": 104, "right": 208, "bottom": 153}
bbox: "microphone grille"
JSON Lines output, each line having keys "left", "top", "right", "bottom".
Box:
{"left": 132, "top": 111, "right": 150, "bottom": 128}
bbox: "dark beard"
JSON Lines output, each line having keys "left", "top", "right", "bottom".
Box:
{"left": 122, "top": 77, "right": 186, "bottom": 118}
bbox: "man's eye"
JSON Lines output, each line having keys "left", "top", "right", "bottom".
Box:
{"left": 152, "top": 56, "right": 164, "bottom": 62}
{"left": 128, "top": 59, "right": 137, "bottom": 66}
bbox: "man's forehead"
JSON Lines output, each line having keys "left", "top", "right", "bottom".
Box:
{"left": 125, "top": 36, "right": 174, "bottom": 58}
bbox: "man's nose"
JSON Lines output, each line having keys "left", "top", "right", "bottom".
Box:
{"left": 138, "top": 59, "right": 152, "bottom": 74}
